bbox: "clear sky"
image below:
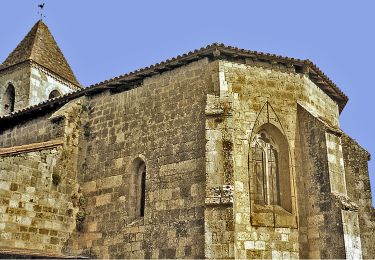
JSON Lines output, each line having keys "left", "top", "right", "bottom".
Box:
{"left": 1, "top": 0, "right": 374, "bottom": 205}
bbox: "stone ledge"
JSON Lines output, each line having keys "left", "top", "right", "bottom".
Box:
{"left": 331, "top": 192, "right": 359, "bottom": 212}
{"left": 0, "top": 139, "right": 63, "bottom": 157}
{"left": 0, "top": 246, "right": 87, "bottom": 258}
{"left": 251, "top": 205, "right": 298, "bottom": 228}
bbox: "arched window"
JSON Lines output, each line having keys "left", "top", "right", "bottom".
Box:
{"left": 3, "top": 84, "right": 15, "bottom": 113}
{"left": 131, "top": 158, "right": 146, "bottom": 217}
{"left": 48, "top": 90, "right": 61, "bottom": 99}
{"left": 252, "top": 132, "right": 280, "bottom": 206}
{"left": 250, "top": 123, "right": 292, "bottom": 212}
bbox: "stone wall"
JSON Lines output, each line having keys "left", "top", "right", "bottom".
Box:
{"left": 0, "top": 147, "right": 68, "bottom": 252}
{"left": 0, "top": 63, "right": 31, "bottom": 116}
{"left": 342, "top": 135, "right": 375, "bottom": 259}
{"left": 0, "top": 55, "right": 374, "bottom": 259}
{"left": 29, "top": 63, "right": 78, "bottom": 106}
{"left": 204, "top": 91, "right": 235, "bottom": 259}
{"left": 0, "top": 61, "right": 78, "bottom": 117}
{"left": 66, "top": 59, "right": 213, "bottom": 259}
{"left": 0, "top": 99, "right": 84, "bottom": 257}
{"left": 0, "top": 113, "right": 64, "bottom": 148}
{"left": 296, "top": 106, "right": 346, "bottom": 259}
{"left": 213, "top": 60, "right": 341, "bottom": 259}
{"left": 326, "top": 132, "right": 347, "bottom": 195}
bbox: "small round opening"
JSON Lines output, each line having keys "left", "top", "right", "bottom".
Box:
{"left": 49, "top": 90, "right": 61, "bottom": 99}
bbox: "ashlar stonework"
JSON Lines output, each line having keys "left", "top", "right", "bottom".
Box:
{"left": 0, "top": 20, "right": 374, "bottom": 259}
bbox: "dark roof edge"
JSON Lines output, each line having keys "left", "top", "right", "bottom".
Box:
{"left": 0, "top": 43, "right": 348, "bottom": 122}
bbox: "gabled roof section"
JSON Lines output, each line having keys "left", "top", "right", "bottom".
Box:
{"left": 0, "top": 43, "right": 349, "bottom": 123}
{"left": 93, "top": 43, "right": 348, "bottom": 112}
{"left": 0, "top": 20, "right": 80, "bottom": 86}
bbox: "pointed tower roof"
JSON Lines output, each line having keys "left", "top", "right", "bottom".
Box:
{"left": 0, "top": 20, "right": 80, "bottom": 86}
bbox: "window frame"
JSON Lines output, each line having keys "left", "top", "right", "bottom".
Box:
{"left": 249, "top": 123, "right": 296, "bottom": 228}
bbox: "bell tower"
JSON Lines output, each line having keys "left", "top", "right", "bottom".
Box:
{"left": 0, "top": 20, "right": 81, "bottom": 116}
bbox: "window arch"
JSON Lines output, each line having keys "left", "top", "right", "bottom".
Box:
{"left": 250, "top": 123, "right": 292, "bottom": 212}
{"left": 48, "top": 89, "right": 61, "bottom": 99}
{"left": 252, "top": 131, "right": 280, "bottom": 206}
{"left": 131, "top": 158, "right": 146, "bottom": 217}
{"left": 3, "top": 84, "right": 15, "bottom": 114}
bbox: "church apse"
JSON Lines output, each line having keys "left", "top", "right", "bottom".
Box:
{"left": 0, "top": 22, "right": 373, "bottom": 259}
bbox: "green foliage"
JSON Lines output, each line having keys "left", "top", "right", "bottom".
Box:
{"left": 67, "top": 208, "right": 73, "bottom": 217}
{"left": 83, "top": 123, "right": 91, "bottom": 138}
{"left": 76, "top": 211, "right": 86, "bottom": 231}
{"left": 78, "top": 196, "right": 87, "bottom": 207}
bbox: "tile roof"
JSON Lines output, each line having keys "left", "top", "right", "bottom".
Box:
{"left": 91, "top": 43, "right": 348, "bottom": 111}
{"left": 0, "top": 20, "right": 80, "bottom": 86}
{"left": 0, "top": 43, "right": 348, "bottom": 123}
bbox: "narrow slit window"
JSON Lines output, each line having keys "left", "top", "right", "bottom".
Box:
{"left": 140, "top": 166, "right": 146, "bottom": 217}
{"left": 134, "top": 159, "right": 146, "bottom": 218}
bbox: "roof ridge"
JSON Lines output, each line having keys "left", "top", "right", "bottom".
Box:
{"left": 1, "top": 20, "right": 80, "bottom": 86}
{"left": 28, "top": 20, "right": 42, "bottom": 61}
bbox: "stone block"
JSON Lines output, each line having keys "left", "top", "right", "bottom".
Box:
{"left": 244, "top": 241, "right": 255, "bottom": 250}
{"left": 82, "top": 181, "right": 96, "bottom": 193}
{"left": 99, "top": 175, "right": 122, "bottom": 189}
{"left": 275, "top": 214, "right": 297, "bottom": 228}
{"left": 95, "top": 194, "right": 112, "bottom": 206}
{"left": 254, "top": 241, "right": 265, "bottom": 250}
{"left": 251, "top": 212, "right": 274, "bottom": 227}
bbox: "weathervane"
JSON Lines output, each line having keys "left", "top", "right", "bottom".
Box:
{"left": 37, "top": 3, "right": 46, "bottom": 20}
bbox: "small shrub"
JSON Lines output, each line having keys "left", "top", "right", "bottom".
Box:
{"left": 76, "top": 211, "right": 86, "bottom": 231}
{"left": 67, "top": 208, "right": 73, "bottom": 217}
{"left": 78, "top": 196, "right": 87, "bottom": 207}
{"left": 83, "top": 123, "right": 91, "bottom": 138}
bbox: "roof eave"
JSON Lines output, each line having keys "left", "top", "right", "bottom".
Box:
{"left": 0, "top": 43, "right": 349, "bottom": 122}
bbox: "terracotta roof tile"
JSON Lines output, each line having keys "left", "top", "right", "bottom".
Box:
{"left": 0, "top": 20, "right": 80, "bottom": 86}
{"left": 0, "top": 43, "right": 348, "bottom": 122}
{"left": 90, "top": 43, "right": 347, "bottom": 111}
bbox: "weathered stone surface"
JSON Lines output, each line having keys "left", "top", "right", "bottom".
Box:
{"left": 342, "top": 135, "right": 375, "bottom": 259}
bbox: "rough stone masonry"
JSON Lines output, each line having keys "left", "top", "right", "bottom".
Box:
{"left": 0, "top": 20, "right": 374, "bottom": 259}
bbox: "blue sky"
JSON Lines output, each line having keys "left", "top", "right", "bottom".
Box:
{"left": 1, "top": 0, "right": 374, "bottom": 205}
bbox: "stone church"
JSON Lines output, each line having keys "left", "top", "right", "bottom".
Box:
{"left": 0, "top": 20, "right": 374, "bottom": 259}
